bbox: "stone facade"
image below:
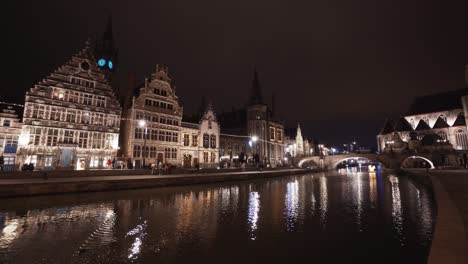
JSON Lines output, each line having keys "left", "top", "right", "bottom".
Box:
{"left": 0, "top": 104, "right": 22, "bottom": 170}
{"left": 180, "top": 106, "right": 220, "bottom": 168}
{"left": 220, "top": 69, "right": 285, "bottom": 166}
{"left": 121, "top": 65, "right": 220, "bottom": 168}
{"left": 284, "top": 123, "right": 315, "bottom": 163}
{"left": 377, "top": 66, "right": 468, "bottom": 155}
{"left": 17, "top": 42, "right": 121, "bottom": 170}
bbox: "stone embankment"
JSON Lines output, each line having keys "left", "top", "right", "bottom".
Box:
{"left": 0, "top": 168, "right": 309, "bottom": 198}
{"left": 403, "top": 169, "right": 468, "bottom": 264}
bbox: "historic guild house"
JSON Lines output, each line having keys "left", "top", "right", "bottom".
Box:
{"left": 16, "top": 21, "right": 121, "bottom": 170}
{"left": 120, "top": 65, "right": 220, "bottom": 168}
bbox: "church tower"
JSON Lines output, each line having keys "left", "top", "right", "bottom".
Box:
{"left": 295, "top": 123, "right": 304, "bottom": 156}
{"left": 94, "top": 16, "right": 118, "bottom": 81}
{"left": 247, "top": 68, "right": 269, "bottom": 162}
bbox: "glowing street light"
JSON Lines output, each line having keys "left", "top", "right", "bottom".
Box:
{"left": 251, "top": 136, "right": 258, "bottom": 142}
{"left": 138, "top": 120, "right": 148, "bottom": 168}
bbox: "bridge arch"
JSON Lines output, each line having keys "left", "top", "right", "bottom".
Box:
{"left": 400, "top": 155, "right": 435, "bottom": 169}
{"left": 330, "top": 156, "right": 381, "bottom": 169}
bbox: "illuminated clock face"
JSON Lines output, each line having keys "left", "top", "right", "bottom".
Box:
{"left": 98, "top": 58, "right": 106, "bottom": 67}
{"left": 108, "top": 60, "right": 113, "bottom": 69}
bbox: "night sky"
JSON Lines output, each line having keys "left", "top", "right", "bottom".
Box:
{"left": 3, "top": 0, "right": 468, "bottom": 148}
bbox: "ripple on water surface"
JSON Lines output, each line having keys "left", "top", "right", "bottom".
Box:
{"left": 0, "top": 171, "right": 435, "bottom": 263}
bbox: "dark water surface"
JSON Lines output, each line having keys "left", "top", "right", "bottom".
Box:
{"left": 0, "top": 171, "right": 435, "bottom": 264}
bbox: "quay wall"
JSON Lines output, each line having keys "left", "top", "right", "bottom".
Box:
{"left": 0, "top": 169, "right": 309, "bottom": 198}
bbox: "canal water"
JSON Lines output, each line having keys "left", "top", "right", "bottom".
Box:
{"left": 0, "top": 171, "right": 435, "bottom": 264}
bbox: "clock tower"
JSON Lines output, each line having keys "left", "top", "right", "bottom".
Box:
{"left": 94, "top": 16, "right": 118, "bottom": 81}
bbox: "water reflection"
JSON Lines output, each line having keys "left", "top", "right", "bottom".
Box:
{"left": 389, "top": 175, "right": 405, "bottom": 245}
{"left": 285, "top": 180, "right": 299, "bottom": 231}
{"left": 248, "top": 190, "right": 260, "bottom": 240}
{"left": 369, "top": 172, "right": 377, "bottom": 208}
{"left": 0, "top": 172, "right": 435, "bottom": 263}
{"left": 319, "top": 175, "right": 328, "bottom": 229}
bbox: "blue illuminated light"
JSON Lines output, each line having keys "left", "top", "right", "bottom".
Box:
{"left": 108, "top": 60, "right": 113, "bottom": 69}
{"left": 98, "top": 58, "right": 106, "bottom": 67}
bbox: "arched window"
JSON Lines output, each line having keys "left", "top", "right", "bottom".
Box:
{"left": 210, "top": 135, "right": 216, "bottom": 148}
{"left": 456, "top": 129, "right": 468, "bottom": 150}
{"left": 437, "top": 131, "right": 448, "bottom": 140}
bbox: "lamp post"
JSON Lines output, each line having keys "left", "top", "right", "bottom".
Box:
{"left": 250, "top": 136, "right": 258, "bottom": 165}
{"left": 139, "top": 120, "right": 147, "bottom": 169}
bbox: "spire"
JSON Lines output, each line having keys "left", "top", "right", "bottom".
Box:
{"left": 104, "top": 15, "right": 113, "bottom": 41}
{"left": 297, "top": 123, "right": 302, "bottom": 137}
{"left": 94, "top": 14, "right": 118, "bottom": 78}
{"left": 250, "top": 67, "right": 263, "bottom": 105}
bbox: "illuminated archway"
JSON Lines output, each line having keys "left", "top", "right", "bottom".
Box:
{"left": 401, "top": 156, "right": 435, "bottom": 169}
{"left": 331, "top": 157, "right": 379, "bottom": 169}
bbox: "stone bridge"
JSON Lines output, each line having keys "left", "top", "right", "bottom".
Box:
{"left": 296, "top": 153, "right": 441, "bottom": 170}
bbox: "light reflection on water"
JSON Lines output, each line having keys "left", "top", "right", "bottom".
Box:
{"left": 0, "top": 171, "right": 435, "bottom": 263}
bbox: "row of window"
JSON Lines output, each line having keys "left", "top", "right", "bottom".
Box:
{"left": 28, "top": 127, "right": 115, "bottom": 149}
{"left": 183, "top": 134, "right": 199, "bottom": 147}
{"left": 269, "top": 127, "right": 283, "bottom": 141}
{"left": 0, "top": 135, "right": 18, "bottom": 148}
{"left": 53, "top": 88, "right": 106, "bottom": 107}
{"left": 219, "top": 143, "right": 247, "bottom": 157}
{"left": 134, "top": 128, "right": 178, "bottom": 142}
{"left": 135, "top": 112, "right": 179, "bottom": 126}
{"left": 28, "top": 104, "right": 119, "bottom": 127}
{"left": 132, "top": 145, "right": 177, "bottom": 159}
{"left": 70, "top": 77, "right": 95, "bottom": 88}
{"left": 203, "top": 152, "right": 217, "bottom": 163}
{"left": 153, "top": 88, "right": 168, "bottom": 96}
{"left": 202, "top": 134, "right": 217, "bottom": 148}
{"left": 144, "top": 98, "right": 173, "bottom": 110}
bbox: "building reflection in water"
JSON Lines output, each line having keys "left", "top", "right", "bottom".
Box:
{"left": 248, "top": 189, "right": 260, "bottom": 240}
{"left": 0, "top": 171, "right": 436, "bottom": 263}
{"left": 310, "top": 176, "right": 316, "bottom": 216}
{"left": 355, "top": 172, "right": 363, "bottom": 229}
{"left": 389, "top": 175, "right": 405, "bottom": 245}
{"left": 0, "top": 218, "right": 19, "bottom": 250}
{"left": 369, "top": 172, "right": 377, "bottom": 209}
{"left": 319, "top": 175, "right": 328, "bottom": 229}
{"left": 285, "top": 179, "right": 299, "bottom": 231}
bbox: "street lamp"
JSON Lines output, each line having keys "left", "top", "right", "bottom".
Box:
{"left": 139, "top": 120, "right": 147, "bottom": 168}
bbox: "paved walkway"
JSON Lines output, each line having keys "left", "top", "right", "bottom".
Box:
{"left": 0, "top": 169, "right": 306, "bottom": 185}
{"left": 408, "top": 169, "right": 468, "bottom": 263}
{"left": 428, "top": 170, "right": 468, "bottom": 239}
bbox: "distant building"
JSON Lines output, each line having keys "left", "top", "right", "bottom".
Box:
{"left": 377, "top": 65, "right": 468, "bottom": 154}
{"left": 219, "top": 69, "right": 285, "bottom": 166}
{"left": 0, "top": 104, "right": 22, "bottom": 171}
{"left": 180, "top": 104, "right": 220, "bottom": 168}
{"left": 17, "top": 21, "right": 121, "bottom": 170}
{"left": 120, "top": 65, "right": 220, "bottom": 168}
{"left": 284, "top": 124, "right": 315, "bottom": 162}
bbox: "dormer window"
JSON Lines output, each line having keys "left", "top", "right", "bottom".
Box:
{"left": 208, "top": 120, "right": 212, "bottom": 129}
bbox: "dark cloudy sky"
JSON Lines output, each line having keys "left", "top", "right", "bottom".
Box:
{"left": 3, "top": 0, "right": 468, "bottom": 148}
